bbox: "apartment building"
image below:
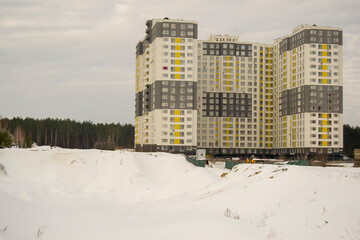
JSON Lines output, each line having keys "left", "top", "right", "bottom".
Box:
{"left": 135, "top": 18, "right": 198, "bottom": 153}
{"left": 272, "top": 25, "right": 343, "bottom": 158}
{"left": 197, "top": 35, "right": 274, "bottom": 156}
{"left": 135, "top": 18, "right": 343, "bottom": 159}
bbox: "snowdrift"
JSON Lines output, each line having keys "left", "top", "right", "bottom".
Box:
{"left": 0, "top": 147, "right": 359, "bottom": 240}
{"left": 197, "top": 164, "right": 360, "bottom": 239}
{"left": 0, "top": 147, "right": 218, "bottom": 202}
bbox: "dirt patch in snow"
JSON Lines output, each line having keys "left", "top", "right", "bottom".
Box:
{"left": 0, "top": 163, "right": 8, "bottom": 177}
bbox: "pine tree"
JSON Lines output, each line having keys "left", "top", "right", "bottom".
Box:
{"left": 0, "top": 130, "right": 13, "bottom": 147}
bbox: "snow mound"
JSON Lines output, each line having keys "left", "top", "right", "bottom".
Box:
{"left": 0, "top": 148, "right": 359, "bottom": 240}
{"left": 195, "top": 163, "right": 360, "bottom": 239}
{"left": 0, "top": 148, "right": 218, "bottom": 202}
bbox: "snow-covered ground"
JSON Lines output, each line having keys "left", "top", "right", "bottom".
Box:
{"left": 0, "top": 147, "right": 359, "bottom": 240}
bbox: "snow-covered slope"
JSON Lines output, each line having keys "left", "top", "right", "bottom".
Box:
{"left": 196, "top": 164, "right": 360, "bottom": 239}
{"left": 0, "top": 147, "right": 359, "bottom": 240}
{"left": 0, "top": 147, "right": 217, "bottom": 202}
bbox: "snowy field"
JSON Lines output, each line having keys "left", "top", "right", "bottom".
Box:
{"left": 0, "top": 147, "right": 359, "bottom": 240}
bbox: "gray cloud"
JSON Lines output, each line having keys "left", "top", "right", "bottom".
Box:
{"left": 1, "top": 0, "right": 360, "bottom": 125}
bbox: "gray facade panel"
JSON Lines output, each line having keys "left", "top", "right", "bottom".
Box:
{"left": 202, "top": 42, "right": 252, "bottom": 57}
{"left": 279, "top": 29, "right": 343, "bottom": 55}
{"left": 136, "top": 41, "right": 144, "bottom": 58}
{"left": 143, "top": 84, "right": 151, "bottom": 114}
{"left": 157, "top": 80, "right": 197, "bottom": 110}
{"left": 154, "top": 81, "right": 163, "bottom": 110}
{"left": 140, "top": 80, "right": 197, "bottom": 114}
{"left": 202, "top": 92, "right": 252, "bottom": 117}
{"left": 149, "top": 20, "right": 198, "bottom": 43}
{"left": 135, "top": 92, "right": 143, "bottom": 117}
{"left": 280, "top": 85, "right": 343, "bottom": 116}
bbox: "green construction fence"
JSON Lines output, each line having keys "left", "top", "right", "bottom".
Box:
{"left": 287, "top": 160, "right": 311, "bottom": 166}
{"left": 186, "top": 157, "right": 206, "bottom": 167}
{"left": 225, "top": 161, "right": 241, "bottom": 169}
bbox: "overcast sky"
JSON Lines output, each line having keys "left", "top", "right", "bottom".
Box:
{"left": 1, "top": 0, "right": 359, "bottom": 125}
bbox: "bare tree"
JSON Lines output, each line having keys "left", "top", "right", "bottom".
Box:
{"left": 312, "top": 151, "right": 328, "bottom": 167}
{"left": 14, "top": 126, "right": 25, "bottom": 148}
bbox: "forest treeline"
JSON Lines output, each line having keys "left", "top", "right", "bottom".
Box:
{"left": 0, "top": 117, "right": 134, "bottom": 149}
{"left": 0, "top": 117, "right": 359, "bottom": 157}
{"left": 343, "top": 124, "right": 360, "bottom": 158}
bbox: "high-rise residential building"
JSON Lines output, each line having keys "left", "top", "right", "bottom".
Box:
{"left": 135, "top": 18, "right": 198, "bottom": 153}
{"left": 272, "top": 25, "right": 343, "bottom": 158}
{"left": 135, "top": 18, "right": 343, "bottom": 159}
